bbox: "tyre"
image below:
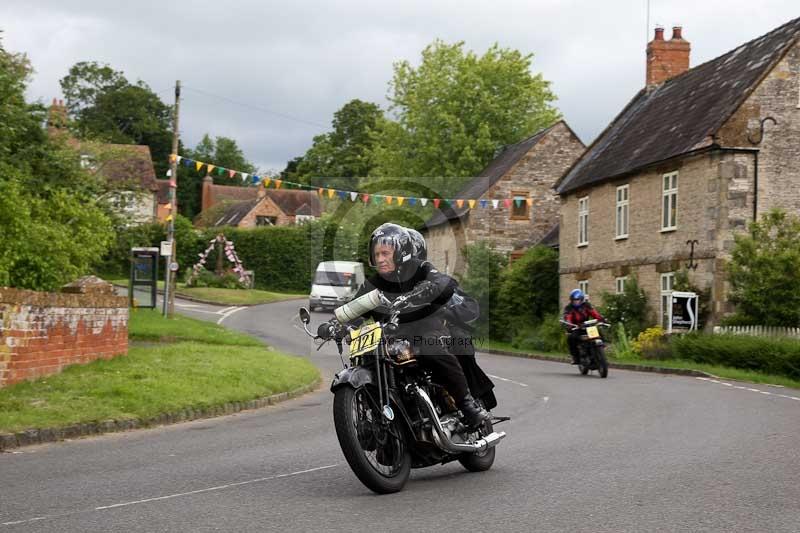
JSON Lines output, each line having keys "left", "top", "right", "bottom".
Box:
{"left": 333, "top": 386, "right": 411, "bottom": 494}
{"left": 458, "top": 418, "right": 496, "bottom": 472}
{"left": 579, "top": 363, "right": 589, "bottom": 375}
{"left": 596, "top": 346, "right": 609, "bottom": 378}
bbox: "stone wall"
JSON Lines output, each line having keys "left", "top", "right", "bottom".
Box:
{"left": 558, "top": 150, "right": 755, "bottom": 326}
{"left": 0, "top": 278, "right": 128, "bottom": 388}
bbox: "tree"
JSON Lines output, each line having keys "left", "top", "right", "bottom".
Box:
{"left": 727, "top": 209, "right": 800, "bottom": 326}
{"left": 373, "top": 40, "right": 561, "bottom": 196}
{"left": 0, "top": 42, "right": 113, "bottom": 290}
{"left": 599, "top": 276, "right": 649, "bottom": 339}
{"left": 496, "top": 246, "right": 560, "bottom": 340}
{"left": 60, "top": 61, "right": 173, "bottom": 177}
{"left": 291, "top": 99, "right": 382, "bottom": 190}
{"left": 459, "top": 242, "right": 507, "bottom": 337}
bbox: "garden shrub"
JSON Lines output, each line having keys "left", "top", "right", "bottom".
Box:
{"left": 632, "top": 326, "right": 672, "bottom": 359}
{"left": 510, "top": 313, "right": 568, "bottom": 353}
{"left": 671, "top": 333, "right": 800, "bottom": 380}
{"left": 610, "top": 323, "right": 636, "bottom": 358}
{"left": 459, "top": 241, "right": 507, "bottom": 338}
{"left": 599, "top": 276, "right": 649, "bottom": 340}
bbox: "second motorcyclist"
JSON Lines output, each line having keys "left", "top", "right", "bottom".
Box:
{"left": 563, "top": 289, "right": 604, "bottom": 364}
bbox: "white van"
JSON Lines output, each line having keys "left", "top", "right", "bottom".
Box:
{"left": 309, "top": 261, "right": 365, "bottom": 311}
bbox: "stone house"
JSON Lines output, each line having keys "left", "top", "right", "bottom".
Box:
{"left": 47, "top": 99, "right": 172, "bottom": 224}
{"left": 422, "top": 121, "right": 585, "bottom": 275}
{"left": 198, "top": 176, "right": 322, "bottom": 228}
{"left": 555, "top": 19, "right": 800, "bottom": 327}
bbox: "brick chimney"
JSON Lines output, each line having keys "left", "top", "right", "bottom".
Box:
{"left": 646, "top": 25, "right": 690, "bottom": 87}
{"left": 47, "top": 98, "right": 69, "bottom": 135}
{"left": 202, "top": 175, "right": 214, "bottom": 212}
{"left": 257, "top": 179, "right": 266, "bottom": 199}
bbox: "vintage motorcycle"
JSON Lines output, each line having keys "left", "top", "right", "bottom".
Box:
{"left": 560, "top": 318, "right": 611, "bottom": 378}
{"left": 298, "top": 287, "right": 508, "bottom": 494}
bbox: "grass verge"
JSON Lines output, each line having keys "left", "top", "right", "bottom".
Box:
{"left": 478, "top": 338, "right": 800, "bottom": 389}
{"left": 0, "top": 310, "right": 319, "bottom": 434}
{"left": 109, "top": 278, "right": 305, "bottom": 306}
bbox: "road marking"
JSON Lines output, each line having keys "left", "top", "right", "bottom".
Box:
{"left": 695, "top": 377, "right": 800, "bottom": 402}
{"left": 217, "top": 306, "right": 245, "bottom": 325}
{"left": 1, "top": 464, "right": 339, "bottom": 527}
{"left": 487, "top": 374, "right": 528, "bottom": 388}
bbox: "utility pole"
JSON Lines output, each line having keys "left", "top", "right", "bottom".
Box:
{"left": 163, "top": 80, "right": 181, "bottom": 317}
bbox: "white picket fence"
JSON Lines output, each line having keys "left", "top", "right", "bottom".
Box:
{"left": 713, "top": 325, "right": 800, "bottom": 339}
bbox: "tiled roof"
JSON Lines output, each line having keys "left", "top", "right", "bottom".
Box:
{"left": 211, "top": 199, "right": 261, "bottom": 227}
{"left": 556, "top": 16, "right": 800, "bottom": 194}
{"left": 96, "top": 144, "right": 158, "bottom": 192}
{"left": 265, "top": 190, "right": 322, "bottom": 217}
{"left": 425, "top": 122, "right": 562, "bottom": 228}
{"left": 209, "top": 183, "right": 259, "bottom": 203}
{"left": 538, "top": 223, "right": 559, "bottom": 249}
{"left": 155, "top": 180, "right": 171, "bottom": 204}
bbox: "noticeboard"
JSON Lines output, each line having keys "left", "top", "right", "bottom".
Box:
{"left": 668, "top": 291, "right": 699, "bottom": 333}
{"left": 130, "top": 247, "right": 159, "bottom": 309}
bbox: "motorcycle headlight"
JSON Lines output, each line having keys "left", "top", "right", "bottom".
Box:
{"left": 387, "top": 339, "right": 415, "bottom": 365}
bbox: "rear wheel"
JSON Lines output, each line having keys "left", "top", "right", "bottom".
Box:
{"left": 333, "top": 386, "right": 411, "bottom": 494}
{"left": 458, "top": 417, "right": 496, "bottom": 472}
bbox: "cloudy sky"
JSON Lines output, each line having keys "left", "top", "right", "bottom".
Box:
{"left": 2, "top": 1, "right": 798, "bottom": 175}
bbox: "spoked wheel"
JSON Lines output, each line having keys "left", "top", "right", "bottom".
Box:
{"left": 596, "top": 347, "right": 609, "bottom": 378}
{"left": 333, "top": 386, "right": 411, "bottom": 494}
{"left": 579, "top": 362, "right": 589, "bottom": 375}
{"left": 458, "top": 406, "right": 496, "bottom": 472}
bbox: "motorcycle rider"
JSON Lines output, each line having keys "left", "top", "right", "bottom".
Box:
{"left": 348, "top": 223, "right": 490, "bottom": 428}
{"left": 563, "top": 289, "right": 604, "bottom": 365}
{"left": 407, "top": 227, "right": 496, "bottom": 409}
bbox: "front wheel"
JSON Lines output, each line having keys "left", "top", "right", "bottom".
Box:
{"left": 333, "top": 386, "right": 411, "bottom": 494}
{"left": 596, "top": 346, "right": 609, "bottom": 378}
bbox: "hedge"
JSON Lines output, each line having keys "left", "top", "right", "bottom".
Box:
{"left": 671, "top": 333, "right": 800, "bottom": 380}
{"left": 97, "top": 218, "right": 361, "bottom": 293}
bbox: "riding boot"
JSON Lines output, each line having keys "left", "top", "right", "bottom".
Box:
{"left": 458, "top": 393, "right": 490, "bottom": 428}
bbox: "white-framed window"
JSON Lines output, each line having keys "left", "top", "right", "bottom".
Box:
{"left": 660, "top": 272, "right": 675, "bottom": 328}
{"left": 578, "top": 196, "right": 589, "bottom": 246}
{"left": 578, "top": 280, "right": 589, "bottom": 300}
{"left": 661, "top": 172, "right": 678, "bottom": 231}
{"left": 615, "top": 276, "right": 628, "bottom": 294}
{"left": 615, "top": 185, "right": 629, "bottom": 239}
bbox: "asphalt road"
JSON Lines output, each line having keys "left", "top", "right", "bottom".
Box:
{"left": 2, "top": 298, "right": 799, "bottom": 532}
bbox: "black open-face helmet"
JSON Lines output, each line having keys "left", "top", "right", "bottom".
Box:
{"left": 369, "top": 223, "right": 414, "bottom": 272}
{"left": 407, "top": 228, "right": 427, "bottom": 262}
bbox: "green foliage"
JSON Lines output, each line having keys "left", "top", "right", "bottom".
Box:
{"left": 671, "top": 333, "right": 800, "bottom": 380}
{"left": 599, "top": 276, "right": 649, "bottom": 339}
{"left": 511, "top": 313, "right": 567, "bottom": 353}
{"left": 727, "top": 210, "right": 800, "bottom": 327}
{"left": 186, "top": 269, "right": 245, "bottom": 289}
{"left": 459, "top": 241, "right": 507, "bottom": 337}
{"left": 631, "top": 326, "right": 671, "bottom": 360}
{"left": 611, "top": 323, "right": 636, "bottom": 358}
{"left": 291, "top": 99, "right": 382, "bottom": 189}
{"left": 373, "top": 40, "right": 560, "bottom": 195}
{"left": 60, "top": 61, "right": 173, "bottom": 176}
{"left": 496, "top": 246, "right": 559, "bottom": 340}
{"left": 0, "top": 42, "right": 113, "bottom": 290}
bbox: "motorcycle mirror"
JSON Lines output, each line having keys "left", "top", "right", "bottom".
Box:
{"left": 299, "top": 307, "right": 311, "bottom": 324}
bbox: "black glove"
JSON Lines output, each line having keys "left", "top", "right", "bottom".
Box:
{"left": 407, "top": 280, "right": 436, "bottom": 305}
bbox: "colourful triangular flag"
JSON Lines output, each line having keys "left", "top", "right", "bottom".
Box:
{"left": 480, "top": 199, "right": 488, "bottom": 208}
{"left": 207, "top": 164, "right": 215, "bottom": 174}
{"left": 350, "top": 191, "right": 357, "bottom": 201}
{"left": 503, "top": 198, "right": 512, "bottom": 208}
{"left": 195, "top": 161, "right": 203, "bottom": 172}
{"left": 182, "top": 158, "right": 192, "bottom": 167}
{"left": 433, "top": 199, "right": 441, "bottom": 208}
{"left": 362, "top": 193, "right": 370, "bottom": 203}
{"left": 228, "top": 169, "right": 236, "bottom": 179}
{"left": 372, "top": 195, "right": 381, "bottom": 204}
{"left": 241, "top": 173, "right": 249, "bottom": 182}
{"left": 397, "top": 196, "right": 405, "bottom": 206}
{"left": 492, "top": 199, "right": 499, "bottom": 209}
{"left": 409, "top": 197, "right": 417, "bottom": 206}
{"left": 166, "top": 169, "right": 172, "bottom": 177}
{"left": 456, "top": 199, "right": 464, "bottom": 208}
{"left": 263, "top": 178, "right": 271, "bottom": 187}
{"left": 526, "top": 198, "right": 533, "bottom": 207}
{"left": 385, "top": 196, "right": 393, "bottom": 204}
{"left": 420, "top": 198, "right": 428, "bottom": 207}
{"left": 175, "top": 155, "right": 182, "bottom": 163}
{"left": 468, "top": 199, "right": 476, "bottom": 209}
{"left": 275, "top": 179, "right": 282, "bottom": 188}
{"left": 337, "top": 191, "right": 346, "bottom": 199}
{"left": 327, "top": 189, "right": 335, "bottom": 198}
{"left": 169, "top": 154, "right": 177, "bottom": 163}
{"left": 252, "top": 175, "right": 260, "bottom": 184}
{"left": 216, "top": 166, "right": 225, "bottom": 176}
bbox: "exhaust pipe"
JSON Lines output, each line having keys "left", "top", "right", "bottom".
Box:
{"left": 413, "top": 385, "right": 506, "bottom": 454}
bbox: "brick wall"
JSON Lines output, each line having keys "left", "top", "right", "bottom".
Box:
{"left": 0, "top": 278, "right": 128, "bottom": 388}
{"left": 237, "top": 197, "right": 293, "bottom": 228}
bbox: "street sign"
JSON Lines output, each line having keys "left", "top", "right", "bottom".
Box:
{"left": 160, "top": 241, "right": 173, "bottom": 257}
{"left": 668, "top": 291, "right": 699, "bottom": 333}
{"left": 169, "top": 262, "right": 179, "bottom": 272}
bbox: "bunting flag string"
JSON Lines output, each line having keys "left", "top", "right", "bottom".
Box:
{"left": 172, "top": 153, "right": 540, "bottom": 212}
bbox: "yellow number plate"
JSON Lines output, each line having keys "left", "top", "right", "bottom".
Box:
{"left": 349, "top": 323, "right": 383, "bottom": 357}
{"left": 586, "top": 326, "right": 600, "bottom": 339}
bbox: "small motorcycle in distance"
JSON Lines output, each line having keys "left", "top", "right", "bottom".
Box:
{"left": 560, "top": 318, "right": 612, "bottom": 378}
